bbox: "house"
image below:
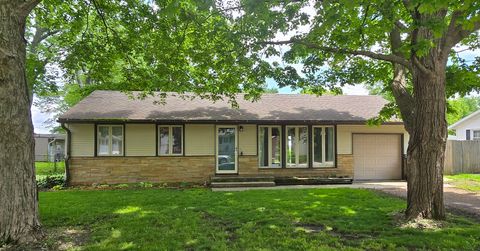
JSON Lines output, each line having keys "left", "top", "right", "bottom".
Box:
{"left": 34, "top": 133, "right": 66, "bottom": 162}
{"left": 449, "top": 110, "right": 480, "bottom": 140}
{"left": 58, "top": 90, "right": 409, "bottom": 185}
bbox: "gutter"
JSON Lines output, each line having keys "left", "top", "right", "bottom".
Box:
{"left": 61, "top": 123, "right": 71, "bottom": 186}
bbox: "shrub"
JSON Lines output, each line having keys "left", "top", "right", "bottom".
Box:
{"left": 115, "top": 184, "right": 130, "bottom": 189}
{"left": 36, "top": 174, "right": 65, "bottom": 189}
{"left": 138, "top": 182, "right": 153, "bottom": 188}
{"left": 99, "top": 184, "right": 110, "bottom": 189}
{"left": 180, "top": 182, "right": 191, "bottom": 188}
{"left": 52, "top": 185, "right": 64, "bottom": 191}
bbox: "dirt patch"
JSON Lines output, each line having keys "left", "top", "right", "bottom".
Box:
{"left": 199, "top": 212, "right": 238, "bottom": 244}
{"left": 328, "top": 227, "right": 375, "bottom": 242}
{"left": 49, "top": 227, "right": 90, "bottom": 250}
{"left": 292, "top": 221, "right": 374, "bottom": 242}
{"left": 392, "top": 212, "right": 445, "bottom": 230}
{"left": 1, "top": 227, "right": 89, "bottom": 251}
{"left": 294, "top": 223, "right": 326, "bottom": 233}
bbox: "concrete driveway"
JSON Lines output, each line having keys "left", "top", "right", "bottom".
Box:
{"left": 349, "top": 181, "right": 480, "bottom": 219}
{"left": 213, "top": 181, "right": 480, "bottom": 219}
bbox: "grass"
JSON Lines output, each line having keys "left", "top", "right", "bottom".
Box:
{"left": 39, "top": 188, "right": 480, "bottom": 250}
{"left": 445, "top": 173, "right": 480, "bottom": 192}
{"left": 35, "top": 161, "right": 65, "bottom": 175}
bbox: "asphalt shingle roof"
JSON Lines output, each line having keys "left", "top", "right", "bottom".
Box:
{"left": 58, "top": 90, "right": 393, "bottom": 123}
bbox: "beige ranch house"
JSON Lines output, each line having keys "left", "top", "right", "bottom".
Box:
{"left": 58, "top": 90, "right": 409, "bottom": 186}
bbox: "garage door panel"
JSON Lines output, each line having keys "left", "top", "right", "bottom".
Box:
{"left": 353, "top": 134, "right": 402, "bottom": 180}
{"left": 376, "top": 156, "right": 395, "bottom": 167}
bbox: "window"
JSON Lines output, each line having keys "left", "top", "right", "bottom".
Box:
{"left": 312, "top": 126, "right": 335, "bottom": 167}
{"left": 473, "top": 130, "right": 480, "bottom": 140}
{"left": 97, "top": 125, "right": 124, "bottom": 156}
{"left": 286, "top": 126, "right": 308, "bottom": 167}
{"left": 158, "top": 125, "right": 183, "bottom": 155}
{"left": 258, "top": 126, "right": 281, "bottom": 168}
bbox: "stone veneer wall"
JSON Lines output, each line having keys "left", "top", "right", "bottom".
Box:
{"left": 69, "top": 156, "right": 215, "bottom": 185}
{"left": 68, "top": 154, "right": 354, "bottom": 185}
{"left": 238, "top": 154, "right": 353, "bottom": 178}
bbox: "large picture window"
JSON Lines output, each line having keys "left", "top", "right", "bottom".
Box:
{"left": 312, "top": 126, "right": 335, "bottom": 167}
{"left": 97, "top": 125, "right": 124, "bottom": 156}
{"left": 286, "top": 126, "right": 308, "bottom": 168}
{"left": 158, "top": 125, "right": 183, "bottom": 155}
{"left": 258, "top": 126, "right": 282, "bottom": 168}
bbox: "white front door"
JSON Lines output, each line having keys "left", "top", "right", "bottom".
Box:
{"left": 216, "top": 126, "right": 238, "bottom": 174}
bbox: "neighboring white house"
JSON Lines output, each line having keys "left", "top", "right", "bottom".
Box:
{"left": 34, "top": 133, "right": 66, "bottom": 161}
{"left": 449, "top": 110, "right": 480, "bottom": 140}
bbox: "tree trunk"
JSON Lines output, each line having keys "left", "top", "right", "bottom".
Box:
{"left": 0, "top": 1, "right": 43, "bottom": 244}
{"left": 406, "top": 64, "right": 447, "bottom": 220}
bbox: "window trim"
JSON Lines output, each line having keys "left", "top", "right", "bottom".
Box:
{"left": 96, "top": 124, "right": 124, "bottom": 156}
{"left": 258, "top": 125, "right": 282, "bottom": 168}
{"left": 473, "top": 129, "right": 480, "bottom": 140}
{"left": 285, "top": 125, "right": 309, "bottom": 168}
{"left": 312, "top": 125, "right": 335, "bottom": 168}
{"left": 157, "top": 125, "right": 184, "bottom": 156}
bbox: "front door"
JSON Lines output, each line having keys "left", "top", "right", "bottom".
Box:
{"left": 216, "top": 126, "right": 238, "bottom": 174}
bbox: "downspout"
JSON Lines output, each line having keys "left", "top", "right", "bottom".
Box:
{"left": 48, "top": 138, "right": 57, "bottom": 162}
{"left": 61, "top": 123, "right": 71, "bottom": 186}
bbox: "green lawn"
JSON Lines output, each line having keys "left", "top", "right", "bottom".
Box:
{"left": 445, "top": 174, "right": 480, "bottom": 192}
{"left": 39, "top": 188, "right": 480, "bottom": 250}
{"left": 35, "top": 161, "right": 65, "bottom": 175}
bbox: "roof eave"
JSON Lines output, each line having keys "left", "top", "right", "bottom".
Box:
{"left": 448, "top": 109, "right": 480, "bottom": 130}
{"left": 58, "top": 118, "right": 404, "bottom": 125}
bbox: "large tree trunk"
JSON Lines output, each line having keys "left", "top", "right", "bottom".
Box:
{"left": 0, "top": 1, "right": 43, "bottom": 244}
{"left": 405, "top": 63, "right": 447, "bottom": 220}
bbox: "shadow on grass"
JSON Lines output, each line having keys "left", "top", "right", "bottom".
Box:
{"left": 38, "top": 188, "right": 480, "bottom": 250}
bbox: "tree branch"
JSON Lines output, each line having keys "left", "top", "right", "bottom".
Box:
{"left": 411, "top": 55, "right": 430, "bottom": 74}
{"left": 90, "top": 0, "right": 110, "bottom": 41}
{"left": 395, "top": 20, "right": 409, "bottom": 30}
{"left": 401, "top": 0, "right": 416, "bottom": 20}
{"left": 444, "top": 12, "right": 480, "bottom": 54}
{"left": 30, "top": 25, "right": 59, "bottom": 53}
{"left": 389, "top": 27, "right": 414, "bottom": 132}
{"left": 17, "top": 0, "right": 42, "bottom": 18}
{"left": 260, "top": 39, "right": 412, "bottom": 69}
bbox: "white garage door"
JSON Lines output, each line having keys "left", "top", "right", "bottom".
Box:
{"left": 353, "top": 134, "right": 402, "bottom": 180}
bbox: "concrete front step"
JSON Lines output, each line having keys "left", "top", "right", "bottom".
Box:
{"left": 210, "top": 175, "right": 275, "bottom": 183}
{"left": 210, "top": 181, "right": 276, "bottom": 188}
{"left": 275, "top": 177, "right": 353, "bottom": 185}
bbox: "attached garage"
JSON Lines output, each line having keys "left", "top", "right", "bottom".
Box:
{"left": 353, "top": 134, "right": 403, "bottom": 180}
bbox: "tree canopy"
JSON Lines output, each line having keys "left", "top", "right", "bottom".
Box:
{"left": 29, "top": 0, "right": 271, "bottom": 128}
{"left": 29, "top": 0, "right": 480, "bottom": 131}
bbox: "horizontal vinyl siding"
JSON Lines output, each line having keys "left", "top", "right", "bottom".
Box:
{"left": 337, "top": 124, "right": 408, "bottom": 155}
{"left": 69, "top": 123, "right": 94, "bottom": 157}
{"left": 239, "top": 124, "right": 256, "bottom": 155}
{"left": 125, "top": 124, "right": 156, "bottom": 156}
{"left": 185, "top": 124, "right": 214, "bottom": 156}
{"left": 34, "top": 138, "right": 49, "bottom": 156}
